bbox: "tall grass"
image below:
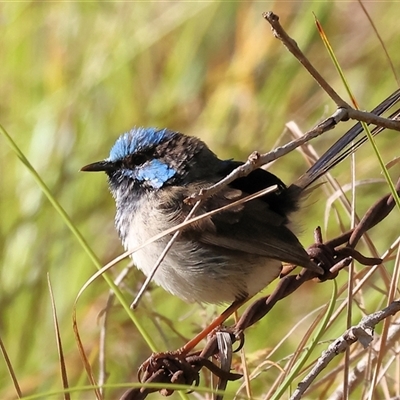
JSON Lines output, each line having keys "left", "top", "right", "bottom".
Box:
{"left": 1, "top": 2, "right": 399, "bottom": 399}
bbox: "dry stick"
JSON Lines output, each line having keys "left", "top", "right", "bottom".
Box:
{"left": 290, "top": 301, "right": 400, "bottom": 400}
{"left": 263, "top": 11, "right": 400, "bottom": 131}
{"left": 188, "top": 108, "right": 346, "bottom": 203}
{"left": 357, "top": 0, "right": 400, "bottom": 87}
{"left": 367, "top": 247, "right": 400, "bottom": 399}
{"left": 0, "top": 333, "right": 22, "bottom": 399}
{"left": 47, "top": 274, "right": 71, "bottom": 400}
{"left": 323, "top": 236, "right": 400, "bottom": 345}
{"left": 290, "top": 346, "right": 367, "bottom": 396}
{"left": 327, "top": 317, "right": 400, "bottom": 400}
{"left": 99, "top": 263, "right": 133, "bottom": 393}
{"left": 130, "top": 200, "right": 203, "bottom": 309}
{"left": 263, "top": 11, "right": 347, "bottom": 108}
{"left": 215, "top": 332, "right": 234, "bottom": 400}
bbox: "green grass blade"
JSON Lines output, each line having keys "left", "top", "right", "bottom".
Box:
{"left": 270, "top": 280, "right": 337, "bottom": 400}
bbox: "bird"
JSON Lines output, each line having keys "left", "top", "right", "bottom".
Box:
{"left": 81, "top": 91, "right": 400, "bottom": 308}
{"left": 81, "top": 127, "right": 321, "bottom": 305}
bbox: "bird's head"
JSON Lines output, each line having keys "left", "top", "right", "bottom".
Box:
{"left": 81, "top": 127, "right": 224, "bottom": 194}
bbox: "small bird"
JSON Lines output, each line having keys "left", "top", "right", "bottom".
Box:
{"left": 81, "top": 91, "right": 400, "bottom": 306}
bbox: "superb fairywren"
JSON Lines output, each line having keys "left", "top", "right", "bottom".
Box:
{"left": 81, "top": 90, "right": 400, "bottom": 306}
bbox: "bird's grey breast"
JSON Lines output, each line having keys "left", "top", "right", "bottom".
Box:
{"left": 114, "top": 189, "right": 283, "bottom": 304}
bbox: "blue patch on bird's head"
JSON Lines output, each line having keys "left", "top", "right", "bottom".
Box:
{"left": 121, "top": 159, "right": 176, "bottom": 189}
{"left": 108, "top": 127, "right": 175, "bottom": 162}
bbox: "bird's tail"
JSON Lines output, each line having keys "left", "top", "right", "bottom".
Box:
{"left": 291, "top": 88, "right": 400, "bottom": 192}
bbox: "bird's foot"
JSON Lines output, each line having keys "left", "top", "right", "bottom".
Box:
{"left": 125, "top": 345, "right": 241, "bottom": 399}
{"left": 137, "top": 350, "right": 202, "bottom": 395}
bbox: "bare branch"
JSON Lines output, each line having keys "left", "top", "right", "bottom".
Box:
{"left": 187, "top": 108, "right": 347, "bottom": 202}
{"left": 263, "top": 11, "right": 400, "bottom": 131}
{"left": 263, "top": 11, "right": 347, "bottom": 108}
{"left": 290, "top": 301, "right": 400, "bottom": 400}
{"left": 327, "top": 317, "right": 400, "bottom": 400}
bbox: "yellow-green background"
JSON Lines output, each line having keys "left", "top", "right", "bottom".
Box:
{"left": 1, "top": 1, "right": 399, "bottom": 399}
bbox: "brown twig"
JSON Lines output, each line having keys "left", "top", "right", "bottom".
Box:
{"left": 263, "top": 11, "right": 347, "bottom": 108}
{"left": 325, "top": 316, "right": 400, "bottom": 400}
{"left": 187, "top": 109, "right": 346, "bottom": 203}
{"left": 263, "top": 11, "right": 400, "bottom": 132}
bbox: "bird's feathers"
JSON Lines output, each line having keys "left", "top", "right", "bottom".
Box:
{"left": 163, "top": 184, "right": 322, "bottom": 274}
{"left": 108, "top": 127, "right": 175, "bottom": 162}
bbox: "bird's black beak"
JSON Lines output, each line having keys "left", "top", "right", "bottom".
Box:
{"left": 80, "top": 160, "right": 115, "bottom": 172}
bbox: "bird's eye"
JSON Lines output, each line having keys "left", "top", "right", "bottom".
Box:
{"left": 128, "top": 153, "right": 148, "bottom": 166}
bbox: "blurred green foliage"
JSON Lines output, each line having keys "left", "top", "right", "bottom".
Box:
{"left": 1, "top": 1, "right": 399, "bottom": 399}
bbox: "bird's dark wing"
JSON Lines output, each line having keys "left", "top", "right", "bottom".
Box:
{"left": 195, "top": 184, "right": 320, "bottom": 272}
{"left": 221, "top": 160, "right": 299, "bottom": 217}
{"left": 165, "top": 165, "right": 320, "bottom": 273}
